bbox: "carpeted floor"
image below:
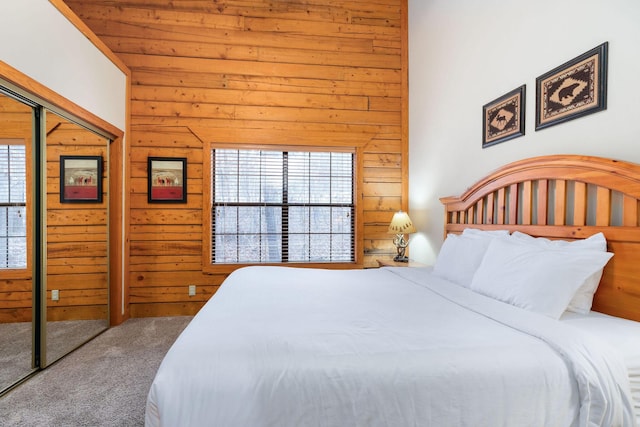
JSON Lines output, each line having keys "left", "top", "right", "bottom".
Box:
{"left": 0, "top": 322, "right": 33, "bottom": 389}
{"left": 0, "top": 319, "right": 110, "bottom": 390}
{"left": 0, "top": 316, "right": 192, "bottom": 427}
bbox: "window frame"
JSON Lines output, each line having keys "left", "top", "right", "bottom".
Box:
{"left": 203, "top": 143, "right": 363, "bottom": 274}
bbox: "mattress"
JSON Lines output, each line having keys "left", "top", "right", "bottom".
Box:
{"left": 561, "top": 310, "right": 640, "bottom": 424}
{"left": 146, "top": 266, "right": 635, "bottom": 427}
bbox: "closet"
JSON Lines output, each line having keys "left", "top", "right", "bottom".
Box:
{"left": 0, "top": 85, "right": 111, "bottom": 395}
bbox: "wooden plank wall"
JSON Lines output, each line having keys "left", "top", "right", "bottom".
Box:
{"left": 64, "top": 0, "right": 408, "bottom": 317}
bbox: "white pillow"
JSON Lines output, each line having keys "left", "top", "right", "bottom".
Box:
{"left": 510, "top": 231, "right": 606, "bottom": 251}
{"left": 509, "top": 232, "right": 607, "bottom": 313}
{"left": 433, "top": 233, "right": 492, "bottom": 287}
{"left": 469, "top": 237, "right": 613, "bottom": 319}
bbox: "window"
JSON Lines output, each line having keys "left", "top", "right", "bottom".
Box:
{"left": 209, "top": 148, "right": 355, "bottom": 264}
{"left": 0, "top": 142, "right": 27, "bottom": 269}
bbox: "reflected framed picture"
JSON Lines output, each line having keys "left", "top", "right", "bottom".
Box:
{"left": 147, "top": 157, "right": 187, "bottom": 203}
{"left": 536, "top": 42, "right": 608, "bottom": 131}
{"left": 60, "top": 156, "right": 103, "bottom": 203}
{"left": 482, "top": 85, "right": 526, "bottom": 148}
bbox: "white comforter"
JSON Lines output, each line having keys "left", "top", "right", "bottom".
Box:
{"left": 146, "top": 266, "right": 636, "bottom": 427}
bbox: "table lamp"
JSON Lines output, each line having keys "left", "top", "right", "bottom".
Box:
{"left": 387, "top": 211, "right": 416, "bottom": 262}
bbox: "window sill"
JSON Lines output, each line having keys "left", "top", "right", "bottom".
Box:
{"left": 203, "top": 261, "right": 364, "bottom": 275}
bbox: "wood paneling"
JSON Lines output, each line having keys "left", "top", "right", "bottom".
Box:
{"left": 65, "top": 0, "right": 407, "bottom": 316}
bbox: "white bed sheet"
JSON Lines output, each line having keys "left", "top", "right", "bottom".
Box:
{"left": 561, "top": 310, "right": 640, "bottom": 425}
{"left": 146, "top": 266, "right": 635, "bottom": 427}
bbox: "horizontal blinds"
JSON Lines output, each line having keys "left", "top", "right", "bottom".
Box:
{"left": 212, "top": 148, "right": 354, "bottom": 264}
{"left": 0, "top": 144, "right": 27, "bottom": 268}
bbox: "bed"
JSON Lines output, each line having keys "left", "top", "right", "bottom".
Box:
{"left": 146, "top": 155, "right": 640, "bottom": 427}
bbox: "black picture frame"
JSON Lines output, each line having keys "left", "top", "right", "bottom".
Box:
{"left": 535, "top": 42, "right": 608, "bottom": 131}
{"left": 147, "top": 157, "right": 187, "bottom": 203}
{"left": 482, "top": 85, "right": 526, "bottom": 148}
{"left": 60, "top": 156, "right": 103, "bottom": 203}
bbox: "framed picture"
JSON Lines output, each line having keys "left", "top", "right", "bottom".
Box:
{"left": 482, "top": 85, "right": 526, "bottom": 148}
{"left": 60, "top": 156, "right": 103, "bottom": 203}
{"left": 535, "top": 42, "right": 608, "bottom": 131}
{"left": 147, "top": 157, "right": 187, "bottom": 203}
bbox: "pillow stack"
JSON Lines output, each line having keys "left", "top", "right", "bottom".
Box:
{"left": 433, "top": 229, "right": 613, "bottom": 319}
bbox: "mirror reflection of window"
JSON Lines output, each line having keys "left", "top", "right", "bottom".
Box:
{"left": 0, "top": 140, "right": 27, "bottom": 268}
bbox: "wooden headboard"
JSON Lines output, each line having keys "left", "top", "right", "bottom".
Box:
{"left": 440, "top": 155, "right": 640, "bottom": 322}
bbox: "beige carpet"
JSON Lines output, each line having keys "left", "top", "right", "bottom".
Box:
{"left": 0, "top": 316, "right": 192, "bottom": 426}
{"left": 0, "top": 319, "right": 109, "bottom": 392}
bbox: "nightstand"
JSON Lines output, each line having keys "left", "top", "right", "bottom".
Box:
{"left": 376, "top": 259, "right": 428, "bottom": 268}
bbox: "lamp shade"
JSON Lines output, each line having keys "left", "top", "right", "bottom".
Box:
{"left": 387, "top": 211, "right": 416, "bottom": 235}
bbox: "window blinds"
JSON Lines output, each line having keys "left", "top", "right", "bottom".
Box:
{"left": 0, "top": 144, "right": 27, "bottom": 268}
{"left": 211, "top": 148, "right": 354, "bottom": 264}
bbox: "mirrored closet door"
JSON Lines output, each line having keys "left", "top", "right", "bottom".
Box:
{"left": 0, "top": 85, "right": 112, "bottom": 394}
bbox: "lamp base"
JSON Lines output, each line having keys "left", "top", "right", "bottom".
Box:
{"left": 393, "top": 233, "right": 409, "bottom": 262}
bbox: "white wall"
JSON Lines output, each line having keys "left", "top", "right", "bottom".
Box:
{"left": 0, "top": 0, "right": 126, "bottom": 131}
{"left": 408, "top": 0, "right": 640, "bottom": 264}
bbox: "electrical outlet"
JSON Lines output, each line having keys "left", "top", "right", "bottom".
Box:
{"left": 188, "top": 285, "right": 196, "bottom": 296}
{"left": 51, "top": 289, "right": 59, "bottom": 301}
